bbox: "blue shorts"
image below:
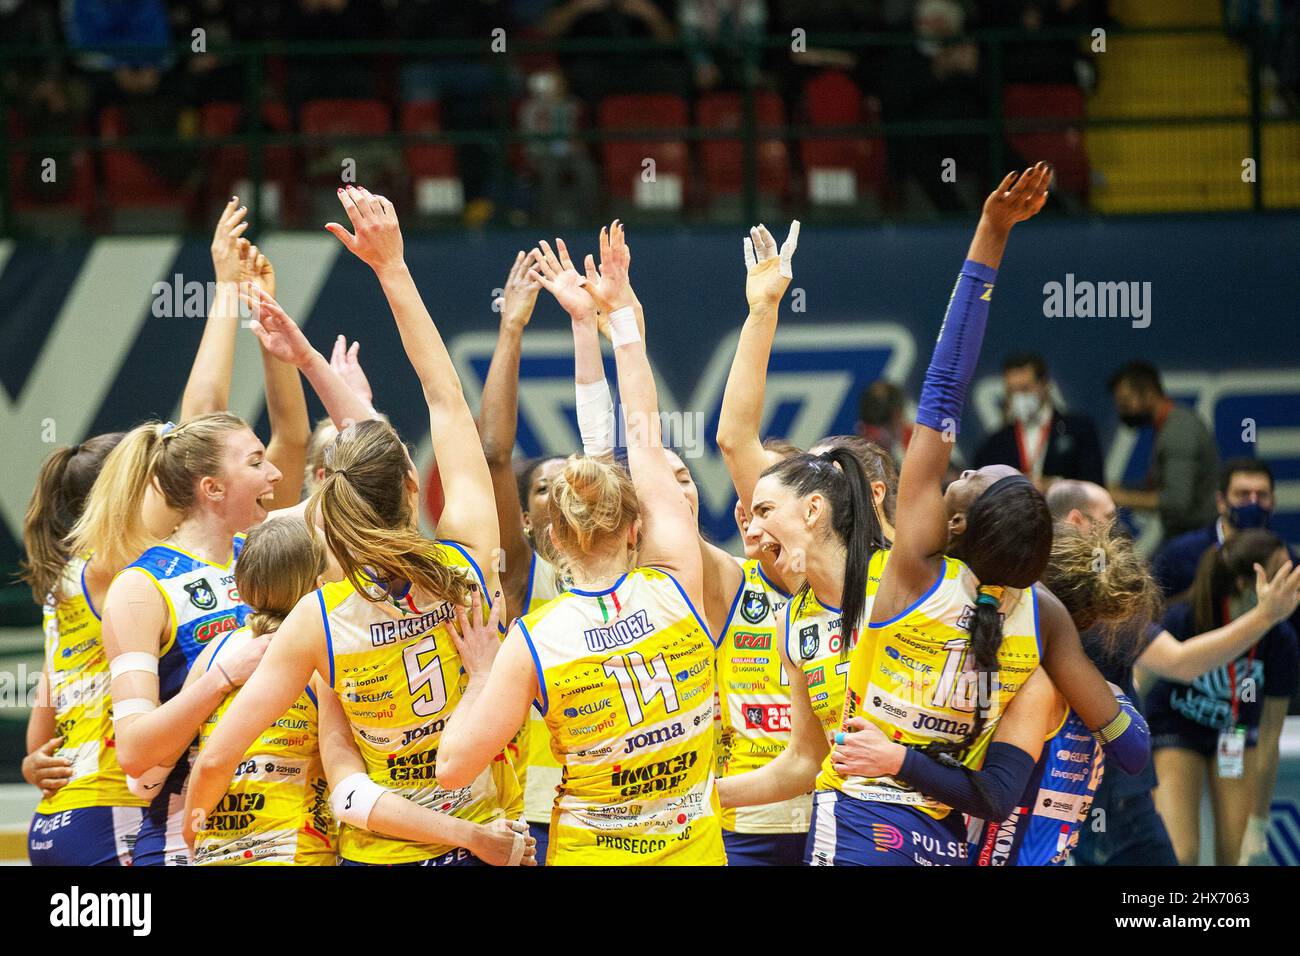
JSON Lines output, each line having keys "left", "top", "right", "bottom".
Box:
{"left": 29, "top": 806, "right": 145, "bottom": 867}
{"left": 724, "top": 830, "right": 808, "bottom": 866}
{"left": 529, "top": 822, "right": 549, "bottom": 868}
{"left": 806, "top": 790, "right": 970, "bottom": 866}
{"left": 132, "top": 790, "right": 190, "bottom": 867}
{"left": 340, "top": 846, "right": 485, "bottom": 867}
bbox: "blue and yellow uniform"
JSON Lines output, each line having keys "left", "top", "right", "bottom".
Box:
{"left": 320, "top": 542, "right": 519, "bottom": 866}
{"left": 970, "top": 705, "right": 1105, "bottom": 866}
{"left": 813, "top": 552, "right": 1041, "bottom": 866}
{"left": 124, "top": 535, "right": 250, "bottom": 866}
{"left": 519, "top": 550, "right": 568, "bottom": 863}
{"left": 715, "top": 558, "right": 808, "bottom": 865}
{"left": 193, "top": 627, "right": 335, "bottom": 865}
{"left": 518, "top": 567, "right": 726, "bottom": 865}
{"left": 28, "top": 556, "right": 148, "bottom": 866}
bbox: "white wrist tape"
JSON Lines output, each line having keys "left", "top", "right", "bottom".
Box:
{"left": 126, "top": 763, "right": 174, "bottom": 800}
{"left": 110, "top": 652, "right": 159, "bottom": 680}
{"left": 608, "top": 307, "right": 639, "bottom": 347}
{"left": 112, "top": 698, "right": 158, "bottom": 721}
{"left": 331, "top": 772, "right": 387, "bottom": 829}
{"left": 779, "top": 219, "right": 800, "bottom": 279}
{"left": 507, "top": 821, "right": 527, "bottom": 866}
{"left": 575, "top": 378, "right": 616, "bottom": 456}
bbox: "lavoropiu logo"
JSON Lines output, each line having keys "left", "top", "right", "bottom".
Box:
{"left": 49, "top": 886, "right": 151, "bottom": 936}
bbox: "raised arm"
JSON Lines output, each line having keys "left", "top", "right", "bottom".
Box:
{"left": 326, "top": 186, "right": 499, "bottom": 566}
{"left": 244, "top": 242, "right": 310, "bottom": 511}
{"left": 478, "top": 250, "right": 543, "bottom": 616}
{"left": 717, "top": 221, "right": 799, "bottom": 507}
{"left": 181, "top": 198, "right": 248, "bottom": 421}
{"left": 245, "top": 288, "right": 378, "bottom": 431}
{"left": 1138, "top": 559, "right": 1300, "bottom": 683}
{"left": 882, "top": 166, "right": 1051, "bottom": 601}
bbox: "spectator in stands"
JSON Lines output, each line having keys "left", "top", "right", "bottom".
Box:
{"left": 855, "top": 379, "right": 910, "bottom": 468}
{"left": 1152, "top": 459, "right": 1290, "bottom": 598}
{"left": 518, "top": 68, "right": 600, "bottom": 225}
{"left": 1108, "top": 359, "right": 1219, "bottom": 543}
{"left": 678, "top": 0, "right": 767, "bottom": 92}
{"left": 876, "top": 0, "right": 987, "bottom": 213}
{"left": 974, "top": 350, "right": 1105, "bottom": 489}
{"left": 541, "top": 0, "right": 686, "bottom": 102}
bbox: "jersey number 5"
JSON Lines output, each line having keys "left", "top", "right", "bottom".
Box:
{"left": 603, "top": 651, "right": 681, "bottom": 726}
{"left": 403, "top": 636, "right": 448, "bottom": 717}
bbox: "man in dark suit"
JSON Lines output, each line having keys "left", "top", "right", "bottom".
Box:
{"left": 973, "top": 351, "right": 1105, "bottom": 488}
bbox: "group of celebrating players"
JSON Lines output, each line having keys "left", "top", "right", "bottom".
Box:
{"left": 19, "top": 161, "right": 1300, "bottom": 867}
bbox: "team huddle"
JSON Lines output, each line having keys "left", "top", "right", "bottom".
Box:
{"left": 19, "top": 163, "right": 1300, "bottom": 867}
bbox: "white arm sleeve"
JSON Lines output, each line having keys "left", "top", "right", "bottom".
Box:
{"left": 576, "top": 378, "right": 616, "bottom": 456}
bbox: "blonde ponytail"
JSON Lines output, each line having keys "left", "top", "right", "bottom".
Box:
{"left": 547, "top": 454, "right": 639, "bottom": 559}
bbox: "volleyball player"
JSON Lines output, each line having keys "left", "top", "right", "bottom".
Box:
{"left": 436, "top": 222, "right": 725, "bottom": 864}
{"left": 186, "top": 187, "right": 526, "bottom": 867}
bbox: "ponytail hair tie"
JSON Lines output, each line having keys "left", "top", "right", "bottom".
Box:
{"left": 976, "top": 585, "right": 1004, "bottom": 608}
{"left": 159, "top": 421, "right": 177, "bottom": 437}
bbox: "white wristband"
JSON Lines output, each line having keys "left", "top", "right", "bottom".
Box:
{"left": 112, "top": 698, "right": 158, "bottom": 721}
{"left": 608, "top": 307, "right": 640, "bottom": 347}
{"left": 331, "top": 772, "right": 387, "bottom": 830}
{"left": 575, "top": 378, "right": 616, "bottom": 456}
{"left": 110, "top": 652, "right": 159, "bottom": 680}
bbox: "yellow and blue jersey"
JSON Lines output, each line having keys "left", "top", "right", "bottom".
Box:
{"left": 122, "top": 534, "right": 251, "bottom": 705}
{"left": 817, "top": 552, "right": 1042, "bottom": 820}
{"left": 318, "top": 541, "right": 518, "bottom": 864}
{"left": 518, "top": 567, "right": 726, "bottom": 865}
{"left": 715, "top": 558, "right": 810, "bottom": 833}
{"left": 520, "top": 550, "right": 568, "bottom": 824}
{"left": 194, "top": 627, "right": 335, "bottom": 865}
{"left": 37, "top": 556, "right": 147, "bottom": 815}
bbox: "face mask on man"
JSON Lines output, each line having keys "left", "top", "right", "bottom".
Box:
{"left": 1228, "top": 501, "right": 1272, "bottom": 530}
{"left": 1008, "top": 391, "right": 1043, "bottom": 424}
{"left": 1119, "top": 411, "right": 1153, "bottom": 429}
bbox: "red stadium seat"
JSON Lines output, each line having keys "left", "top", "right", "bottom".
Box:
{"left": 99, "top": 106, "right": 188, "bottom": 217}
{"left": 199, "top": 102, "right": 297, "bottom": 225}
{"left": 1003, "top": 83, "right": 1089, "bottom": 193}
{"left": 799, "top": 72, "right": 885, "bottom": 206}
{"left": 696, "top": 91, "right": 789, "bottom": 201}
{"left": 399, "top": 100, "right": 463, "bottom": 216}
{"left": 598, "top": 94, "right": 690, "bottom": 211}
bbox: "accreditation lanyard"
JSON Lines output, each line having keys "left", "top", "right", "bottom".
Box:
{"left": 1217, "top": 597, "right": 1256, "bottom": 779}
{"left": 1013, "top": 415, "right": 1053, "bottom": 479}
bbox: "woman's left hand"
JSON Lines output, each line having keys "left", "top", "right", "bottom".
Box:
{"left": 449, "top": 586, "right": 505, "bottom": 676}
{"left": 829, "top": 716, "right": 906, "bottom": 778}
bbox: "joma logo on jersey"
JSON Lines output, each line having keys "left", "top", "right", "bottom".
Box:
{"left": 368, "top": 606, "right": 453, "bottom": 646}
{"left": 622, "top": 721, "right": 685, "bottom": 754}
{"left": 583, "top": 609, "right": 653, "bottom": 652}
{"left": 732, "top": 631, "right": 771, "bottom": 650}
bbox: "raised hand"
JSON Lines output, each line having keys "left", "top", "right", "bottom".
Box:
{"left": 330, "top": 335, "right": 374, "bottom": 405}
{"left": 529, "top": 238, "right": 596, "bottom": 321}
{"left": 243, "top": 287, "right": 316, "bottom": 369}
{"left": 743, "top": 220, "right": 799, "bottom": 312}
{"left": 981, "top": 162, "right": 1051, "bottom": 232}
{"left": 497, "top": 249, "right": 543, "bottom": 331}
{"left": 448, "top": 586, "right": 505, "bottom": 677}
{"left": 1256, "top": 559, "right": 1300, "bottom": 625}
{"left": 580, "top": 220, "right": 635, "bottom": 316}
{"left": 239, "top": 239, "right": 276, "bottom": 299}
{"left": 211, "top": 197, "right": 250, "bottom": 285}
{"left": 326, "top": 185, "right": 405, "bottom": 275}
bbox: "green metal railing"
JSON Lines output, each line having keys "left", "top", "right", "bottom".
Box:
{"left": 0, "top": 22, "right": 1291, "bottom": 235}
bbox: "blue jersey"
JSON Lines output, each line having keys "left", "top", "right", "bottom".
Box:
{"left": 121, "top": 536, "right": 249, "bottom": 865}
{"left": 122, "top": 536, "right": 249, "bottom": 703}
{"left": 971, "top": 709, "right": 1105, "bottom": 866}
